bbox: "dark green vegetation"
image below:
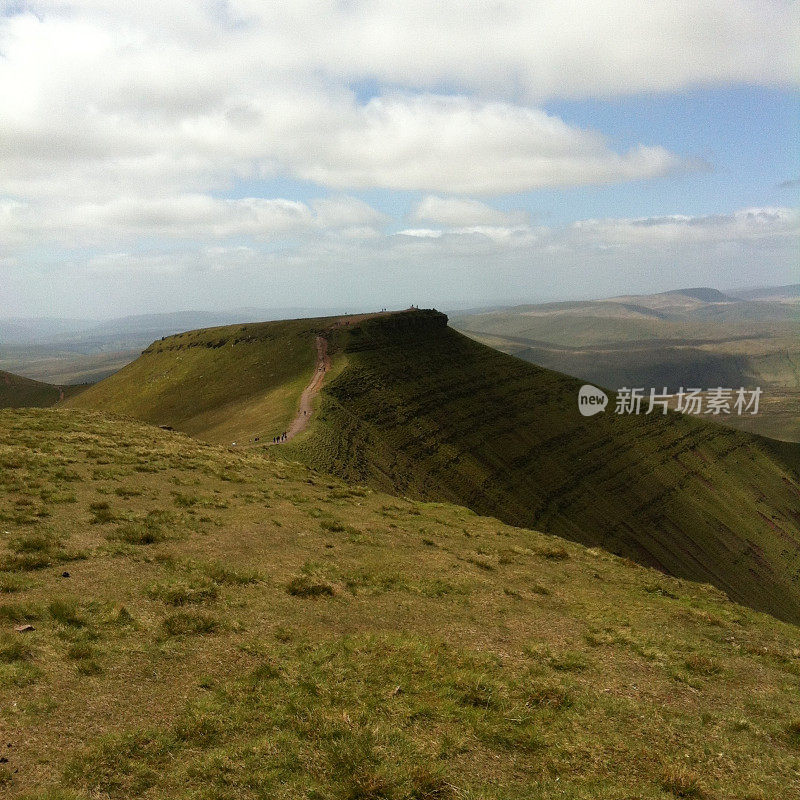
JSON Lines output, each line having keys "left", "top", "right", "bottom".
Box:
{"left": 2, "top": 408, "right": 800, "bottom": 798}
{"left": 0, "top": 370, "right": 87, "bottom": 409}
{"left": 452, "top": 288, "right": 800, "bottom": 442}
{"left": 294, "top": 312, "right": 800, "bottom": 625}
{"left": 69, "top": 310, "right": 800, "bottom": 625}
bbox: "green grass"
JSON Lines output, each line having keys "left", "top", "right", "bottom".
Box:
{"left": 0, "top": 408, "right": 799, "bottom": 797}
{"left": 65, "top": 318, "right": 323, "bottom": 444}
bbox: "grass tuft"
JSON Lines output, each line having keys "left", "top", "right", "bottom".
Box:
{"left": 48, "top": 598, "right": 86, "bottom": 627}
{"left": 684, "top": 654, "right": 723, "bottom": 676}
{"left": 147, "top": 578, "right": 218, "bottom": 606}
{"left": 286, "top": 575, "right": 335, "bottom": 598}
{"left": 162, "top": 611, "right": 219, "bottom": 636}
{"left": 199, "top": 560, "right": 262, "bottom": 585}
{"left": 0, "top": 634, "right": 34, "bottom": 664}
{"left": 661, "top": 765, "right": 707, "bottom": 798}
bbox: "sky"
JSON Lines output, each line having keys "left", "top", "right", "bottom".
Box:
{"left": 0, "top": 1, "right": 798, "bottom": 319}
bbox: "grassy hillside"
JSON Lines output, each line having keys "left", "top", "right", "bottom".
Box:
{"left": 65, "top": 310, "right": 800, "bottom": 624}
{"left": 0, "top": 370, "right": 87, "bottom": 409}
{"left": 1, "top": 408, "right": 800, "bottom": 799}
{"left": 66, "top": 318, "right": 323, "bottom": 444}
{"left": 451, "top": 290, "right": 800, "bottom": 443}
{"left": 287, "top": 312, "right": 800, "bottom": 625}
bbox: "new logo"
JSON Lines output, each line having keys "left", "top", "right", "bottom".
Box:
{"left": 578, "top": 384, "right": 608, "bottom": 416}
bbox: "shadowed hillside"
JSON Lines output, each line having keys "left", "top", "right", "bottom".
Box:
{"left": 1, "top": 408, "right": 799, "bottom": 798}
{"left": 291, "top": 312, "right": 800, "bottom": 624}
{"left": 0, "top": 370, "right": 87, "bottom": 409}
{"left": 70, "top": 310, "right": 800, "bottom": 624}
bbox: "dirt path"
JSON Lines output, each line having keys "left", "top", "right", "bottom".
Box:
{"left": 266, "top": 335, "right": 329, "bottom": 445}
{"left": 265, "top": 309, "right": 406, "bottom": 446}
{"left": 288, "top": 335, "right": 330, "bottom": 440}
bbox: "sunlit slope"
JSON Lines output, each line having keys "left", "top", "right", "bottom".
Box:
{"left": 66, "top": 318, "right": 322, "bottom": 443}
{"left": 292, "top": 312, "right": 800, "bottom": 623}
{"left": 2, "top": 408, "right": 800, "bottom": 798}
{"left": 0, "top": 370, "right": 86, "bottom": 408}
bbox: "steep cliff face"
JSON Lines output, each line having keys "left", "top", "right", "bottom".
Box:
{"left": 295, "top": 317, "right": 800, "bottom": 624}
{"left": 335, "top": 309, "right": 449, "bottom": 352}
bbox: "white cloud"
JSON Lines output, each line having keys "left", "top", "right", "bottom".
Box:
{"left": 1, "top": 3, "right": 797, "bottom": 316}
{"left": 284, "top": 95, "right": 691, "bottom": 193}
{"left": 410, "top": 197, "right": 529, "bottom": 228}
{"left": 396, "top": 229, "right": 444, "bottom": 239}
{"left": 35, "top": 1, "right": 793, "bottom": 98}
{"left": 4, "top": 193, "right": 794, "bottom": 255}
{"left": 0, "top": 194, "right": 391, "bottom": 246}
{"left": 395, "top": 205, "right": 800, "bottom": 256}
{"left": 311, "top": 196, "right": 390, "bottom": 229}
{"left": 4, "top": 3, "right": 785, "bottom": 203}
{"left": 5, "top": 202, "right": 797, "bottom": 317}
{"left": 571, "top": 207, "right": 800, "bottom": 246}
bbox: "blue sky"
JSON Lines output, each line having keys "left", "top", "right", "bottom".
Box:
{"left": 543, "top": 88, "right": 799, "bottom": 220}
{"left": 0, "top": 2, "right": 797, "bottom": 318}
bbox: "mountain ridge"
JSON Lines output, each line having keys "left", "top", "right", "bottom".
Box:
{"left": 68, "top": 309, "right": 800, "bottom": 624}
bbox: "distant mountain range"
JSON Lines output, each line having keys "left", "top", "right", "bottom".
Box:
{"left": 452, "top": 285, "right": 800, "bottom": 442}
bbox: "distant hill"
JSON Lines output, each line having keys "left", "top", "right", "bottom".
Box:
{"left": 0, "top": 307, "right": 351, "bottom": 349}
{"left": 452, "top": 287, "right": 800, "bottom": 442}
{"left": 0, "top": 370, "right": 87, "bottom": 408}
{"left": 656, "top": 287, "right": 734, "bottom": 302}
{"left": 731, "top": 284, "right": 800, "bottom": 301}
{"left": 69, "top": 310, "right": 800, "bottom": 624}
{"left": 0, "top": 317, "right": 97, "bottom": 345}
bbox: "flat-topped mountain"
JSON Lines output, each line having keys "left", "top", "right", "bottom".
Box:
{"left": 67, "top": 309, "right": 800, "bottom": 624}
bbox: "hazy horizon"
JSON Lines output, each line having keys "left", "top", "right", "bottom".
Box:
{"left": 2, "top": 279, "right": 798, "bottom": 325}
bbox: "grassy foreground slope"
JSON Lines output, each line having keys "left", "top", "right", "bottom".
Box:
{"left": 2, "top": 408, "right": 800, "bottom": 799}
{"left": 0, "top": 370, "right": 86, "bottom": 409}
{"left": 66, "top": 318, "right": 321, "bottom": 443}
{"left": 290, "top": 311, "right": 800, "bottom": 624}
